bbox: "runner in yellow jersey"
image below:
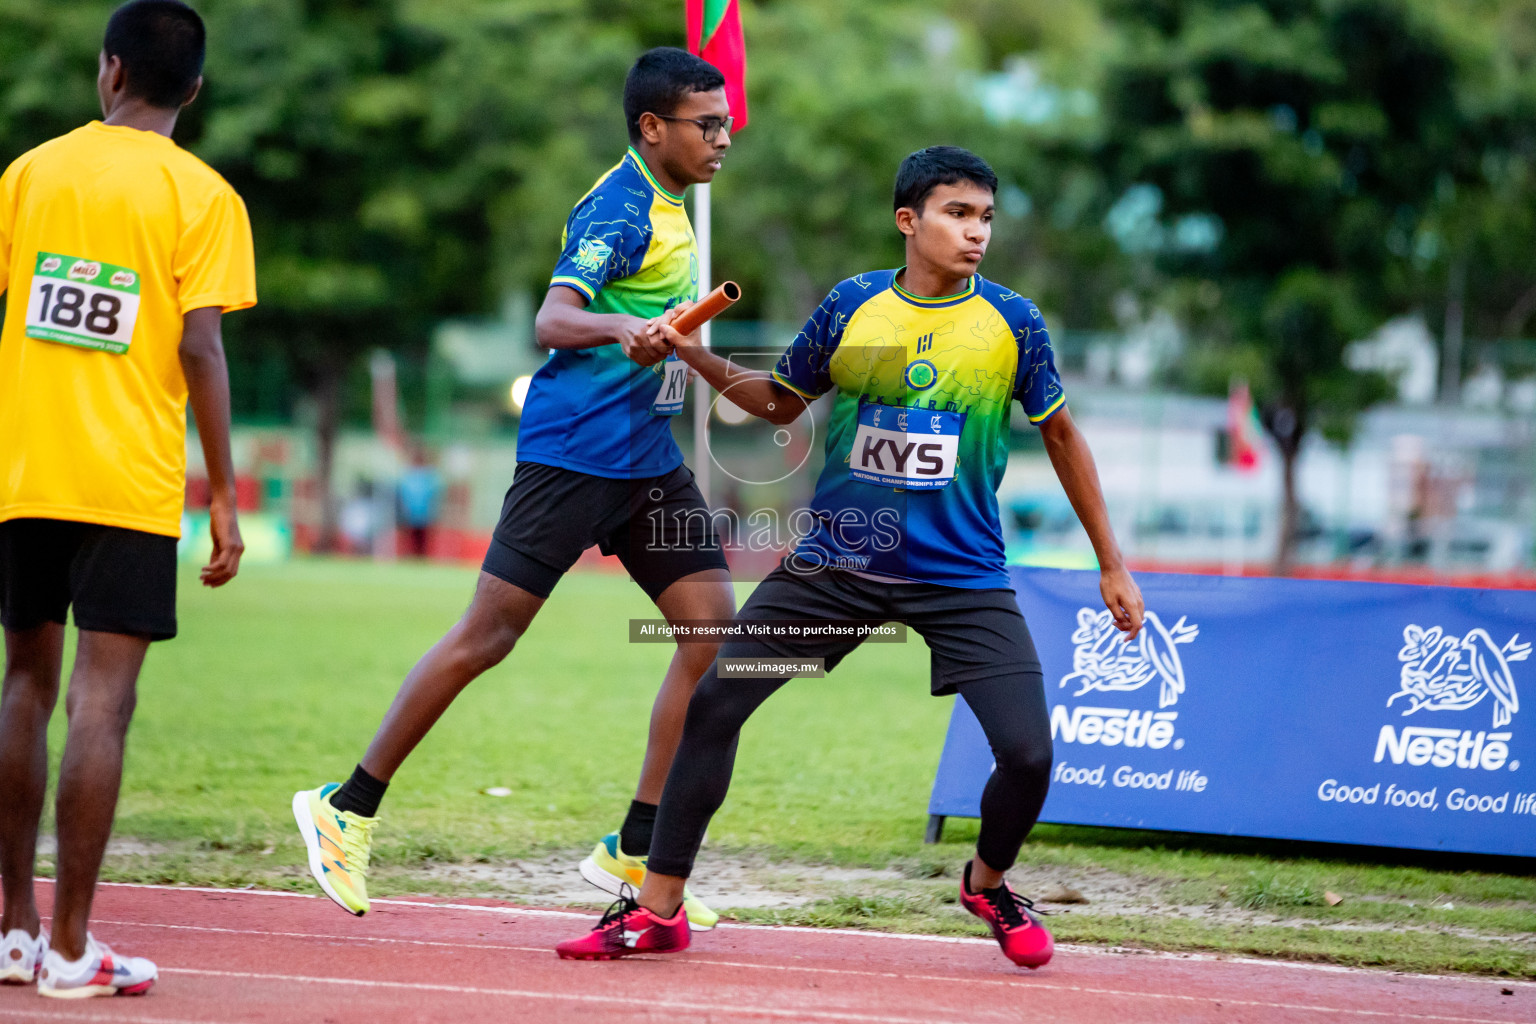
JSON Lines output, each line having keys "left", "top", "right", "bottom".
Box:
{"left": 0, "top": 0, "right": 254, "bottom": 999}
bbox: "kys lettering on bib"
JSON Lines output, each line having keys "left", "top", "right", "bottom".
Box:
{"left": 649, "top": 293, "right": 693, "bottom": 416}
{"left": 651, "top": 352, "right": 689, "bottom": 416}
{"left": 24, "top": 252, "right": 142, "bottom": 355}
{"left": 849, "top": 400, "right": 963, "bottom": 490}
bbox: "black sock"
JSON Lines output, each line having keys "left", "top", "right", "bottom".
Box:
{"left": 330, "top": 764, "right": 388, "bottom": 818}
{"left": 965, "top": 859, "right": 1007, "bottom": 897}
{"left": 619, "top": 800, "right": 658, "bottom": 857}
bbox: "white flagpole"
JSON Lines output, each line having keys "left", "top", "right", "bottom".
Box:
{"left": 692, "top": 180, "right": 712, "bottom": 505}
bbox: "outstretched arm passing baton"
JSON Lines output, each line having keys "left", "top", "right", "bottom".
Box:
{"left": 649, "top": 284, "right": 811, "bottom": 427}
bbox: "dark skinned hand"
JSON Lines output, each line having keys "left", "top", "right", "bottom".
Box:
{"left": 201, "top": 492, "right": 244, "bottom": 587}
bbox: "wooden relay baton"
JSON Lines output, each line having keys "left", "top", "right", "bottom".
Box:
{"left": 671, "top": 281, "right": 741, "bottom": 336}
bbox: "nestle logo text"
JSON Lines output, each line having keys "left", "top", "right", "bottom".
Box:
{"left": 1372, "top": 725, "right": 1511, "bottom": 771}
{"left": 1050, "top": 706, "right": 1177, "bottom": 749}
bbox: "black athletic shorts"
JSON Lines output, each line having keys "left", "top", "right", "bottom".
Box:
{"left": 482, "top": 462, "right": 730, "bottom": 602}
{"left": 726, "top": 561, "right": 1042, "bottom": 695}
{"left": 0, "top": 518, "right": 178, "bottom": 641}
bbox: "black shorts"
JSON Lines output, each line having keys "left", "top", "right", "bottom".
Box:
{"left": 482, "top": 462, "right": 730, "bottom": 602}
{"left": 726, "top": 561, "right": 1042, "bottom": 695}
{"left": 0, "top": 518, "right": 178, "bottom": 641}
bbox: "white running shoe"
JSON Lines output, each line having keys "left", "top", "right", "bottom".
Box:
{"left": 37, "top": 935, "right": 155, "bottom": 998}
{"left": 0, "top": 929, "right": 47, "bottom": 984}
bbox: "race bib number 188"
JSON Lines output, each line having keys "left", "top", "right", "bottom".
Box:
{"left": 24, "top": 252, "right": 142, "bottom": 355}
{"left": 849, "top": 401, "right": 964, "bottom": 490}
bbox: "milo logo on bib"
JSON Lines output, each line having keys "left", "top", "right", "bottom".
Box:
{"left": 24, "top": 252, "right": 142, "bottom": 355}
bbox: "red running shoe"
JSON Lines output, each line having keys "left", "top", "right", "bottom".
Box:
{"left": 556, "top": 889, "right": 691, "bottom": 961}
{"left": 958, "top": 860, "right": 1053, "bottom": 969}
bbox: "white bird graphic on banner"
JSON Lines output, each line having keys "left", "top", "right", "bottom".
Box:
{"left": 1060, "top": 608, "right": 1199, "bottom": 709}
{"left": 1390, "top": 625, "right": 1526, "bottom": 729}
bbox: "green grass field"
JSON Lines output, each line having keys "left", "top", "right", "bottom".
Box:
{"left": 35, "top": 560, "right": 1536, "bottom": 977}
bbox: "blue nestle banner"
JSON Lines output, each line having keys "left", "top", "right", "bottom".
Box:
{"left": 928, "top": 568, "right": 1536, "bottom": 857}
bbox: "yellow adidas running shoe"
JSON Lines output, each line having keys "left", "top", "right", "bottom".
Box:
{"left": 578, "top": 831, "right": 718, "bottom": 931}
{"left": 292, "top": 783, "right": 378, "bottom": 916}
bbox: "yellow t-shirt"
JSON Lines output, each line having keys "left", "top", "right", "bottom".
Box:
{"left": 0, "top": 121, "right": 256, "bottom": 537}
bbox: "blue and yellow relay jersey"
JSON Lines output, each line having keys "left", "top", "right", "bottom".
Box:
{"left": 517, "top": 148, "right": 699, "bottom": 478}
{"left": 772, "top": 269, "right": 1064, "bottom": 588}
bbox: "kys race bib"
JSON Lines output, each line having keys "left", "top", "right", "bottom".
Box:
{"left": 849, "top": 401, "right": 964, "bottom": 490}
{"left": 651, "top": 352, "right": 689, "bottom": 416}
{"left": 24, "top": 252, "right": 142, "bottom": 355}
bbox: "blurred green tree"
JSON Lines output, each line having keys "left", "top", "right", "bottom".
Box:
{"left": 196, "top": 0, "right": 465, "bottom": 546}
{"left": 0, "top": 0, "right": 483, "bottom": 545}
{"left": 1401, "top": 0, "right": 1536, "bottom": 393}
{"left": 1, "top": 0, "right": 1009, "bottom": 545}
{"left": 2, "top": 0, "right": 668, "bottom": 545}
{"left": 5, "top": 0, "right": 1532, "bottom": 563}
{"left": 708, "top": 3, "right": 999, "bottom": 322}
{"left": 1095, "top": 0, "right": 1484, "bottom": 569}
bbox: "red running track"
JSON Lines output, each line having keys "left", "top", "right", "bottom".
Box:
{"left": 0, "top": 879, "right": 1526, "bottom": 1023}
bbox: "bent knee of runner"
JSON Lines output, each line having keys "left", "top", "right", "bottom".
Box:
{"left": 0, "top": 666, "right": 60, "bottom": 709}
{"left": 679, "top": 682, "right": 758, "bottom": 741}
{"left": 993, "top": 735, "right": 1053, "bottom": 783}
{"left": 446, "top": 617, "right": 523, "bottom": 676}
{"left": 62, "top": 680, "right": 137, "bottom": 728}
{"left": 671, "top": 636, "right": 723, "bottom": 673}
{"left": 466, "top": 630, "right": 521, "bottom": 676}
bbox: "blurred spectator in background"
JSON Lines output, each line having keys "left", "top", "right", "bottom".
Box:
{"left": 397, "top": 446, "right": 444, "bottom": 558}
{"left": 340, "top": 481, "right": 376, "bottom": 554}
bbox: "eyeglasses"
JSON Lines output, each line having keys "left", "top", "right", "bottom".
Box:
{"left": 652, "top": 114, "right": 733, "bottom": 143}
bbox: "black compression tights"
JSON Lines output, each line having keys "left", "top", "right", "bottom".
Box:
{"left": 646, "top": 668, "right": 1054, "bottom": 878}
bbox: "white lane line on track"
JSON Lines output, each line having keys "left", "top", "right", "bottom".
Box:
{"left": 0, "top": 1009, "right": 219, "bottom": 1024}
{"left": 155, "top": 965, "right": 1525, "bottom": 1024}
{"left": 630, "top": 952, "right": 1534, "bottom": 1022}
{"left": 80, "top": 879, "right": 1536, "bottom": 990}
{"left": 92, "top": 918, "right": 1121, "bottom": 994}
{"left": 93, "top": 917, "right": 550, "bottom": 955}
{"left": 159, "top": 968, "right": 971, "bottom": 1024}
{"left": 101, "top": 918, "right": 1528, "bottom": 1023}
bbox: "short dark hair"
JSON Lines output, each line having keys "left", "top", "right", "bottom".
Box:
{"left": 623, "top": 47, "right": 726, "bottom": 144}
{"left": 893, "top": 146, "right": 999, "bottom": 213}
{"left": 103, "top": 0, "right": 206, "bottom": 110}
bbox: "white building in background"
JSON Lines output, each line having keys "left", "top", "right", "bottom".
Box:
{"left": 1000, "top": 385, "right": 1535, "bottom": 574}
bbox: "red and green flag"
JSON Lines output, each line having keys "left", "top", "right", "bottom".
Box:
{"left": 687, "top": 0, "right": 747, "bottom": 130}
{"left": 1227, "top": 378, "right": 1263, "bottom": 472}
